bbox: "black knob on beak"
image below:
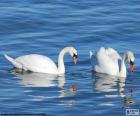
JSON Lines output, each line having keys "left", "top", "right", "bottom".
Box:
{"left": 73, "top": 53, "right": 77, "bottom": 64}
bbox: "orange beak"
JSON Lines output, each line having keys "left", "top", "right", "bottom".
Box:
{"left": 130, "top": 64, "right": 134, "bottom": 72}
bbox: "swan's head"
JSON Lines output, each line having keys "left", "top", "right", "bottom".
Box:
{"left": 127, "top": 51, "right": 135, "bottom": 72}
{"left": 69, "top": 47, "right": 78, "bottom": 64}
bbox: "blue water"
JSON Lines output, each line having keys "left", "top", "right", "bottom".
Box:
{"left": 0, "top": 0, "right": 140, "bottom": 116}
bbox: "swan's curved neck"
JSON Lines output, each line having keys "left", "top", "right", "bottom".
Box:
{"left": 119, "top": 53, "right": 127, "bottom": 77}
{"left": 58, "top": 47, "right": 71, "bottom": 74}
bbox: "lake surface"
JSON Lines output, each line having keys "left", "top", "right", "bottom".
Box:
{"left": 0, "top": 0, "right": 140, "bottom": 116}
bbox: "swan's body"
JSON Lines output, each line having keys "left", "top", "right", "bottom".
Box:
{"left": 5, "top": 47, "right": 78, "bottom": 74}
{"left": 90, "top": 47, "right": 135, "bottom": 77}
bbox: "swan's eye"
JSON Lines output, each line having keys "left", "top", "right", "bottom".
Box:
{"left": 130, "top": 60, "right": 134, "bottom": 65}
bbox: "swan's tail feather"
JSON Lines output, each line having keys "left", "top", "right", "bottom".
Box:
{"left": 4, "top": 54, "right": 22, "bottom": 68}
{"left": 89, "top": 51, "right": 93, "bottom": 59}
{"left": 89, "top": 51, "right": 95, "bottom": 59}
{"left": 89, "top": 51, "right": 95, "bottom": 68}
{"left": 4, "top": 54, "right": 14, "bottom": 63}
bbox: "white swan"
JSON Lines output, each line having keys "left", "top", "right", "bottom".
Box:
{"left": 4, "top": 47, "right": 78, "bottom": 74}
{"left": 90, "top": 47, "right": 135, "bottom": 77}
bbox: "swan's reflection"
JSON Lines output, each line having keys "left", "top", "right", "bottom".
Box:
{"left": 118, "top": 77, "right": 135, "bottom": 107}
{"left": 93, "top": 72, "right": 135, "bottom": 106}
{"left": 94, "top": 72, "right": 118, "bottom": 93}
{"left": 118, "top": 76, "right": 126, "bottom": 97}
{"left": 11, "top": 70, "right": 77, "bottom": 106}
{"left": 12, "top": 71, "right": 65, "bottom": 88}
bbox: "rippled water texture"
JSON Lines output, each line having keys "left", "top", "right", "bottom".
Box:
{"left": 0, "top": 0, "right": 140, "bottom": 116}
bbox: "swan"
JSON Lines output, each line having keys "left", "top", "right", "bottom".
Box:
{"left": 90, "top": 47, "right": 135, "bottom": 77}
{"left": 4, "top": 47, "right": 78, "bottom": 74}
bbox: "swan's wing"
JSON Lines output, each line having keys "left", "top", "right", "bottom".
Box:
{"left": 106, "top": 48, "right": 122, "bottom": 61}
{"left": 106, "top": 48, "right": 122, "bottom": 74}
{"left": 90, "top": 51, "right": 105, "bottom": 73}
{"left": 15, "top": 54, "right": 58, "bottom": 73}
{"left": 95, "top": 47, "right": 119, "bottom": 75}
